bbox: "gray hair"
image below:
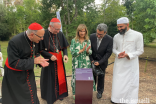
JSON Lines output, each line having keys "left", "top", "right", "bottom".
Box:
{"left": 27, "top": 28, "right": 44, "bottom": 35}
{"left": 96, "top": 23, "right": 108, "bottom": 32}
{"left": 27, "top": 29, "right": 38, "bottom": 35}
{"left": 49, "top": 22, "right": 61, "bottom": 26}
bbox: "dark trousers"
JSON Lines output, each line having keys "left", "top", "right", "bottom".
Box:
{"left": 94, "top": 70, "right": 105, "bottom": 94}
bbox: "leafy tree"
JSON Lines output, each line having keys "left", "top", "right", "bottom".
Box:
{"left": 122, "top": 0, "right": 135, "bottom": 28}
{"left": 84, "top": 3, "right": 102, "bottom": 35}
{"left": 100, "top": 0, "right": 126, "bottom": 37}
{"left": 40, "top": 0, "right": 60, "bottom": 28}
{"left": 6, "top": 0, "right": 42, "bottom": 35}
{"left": 133, "top": 0, "right": 156, "bottom": 43}
{"left": 0, "top": 3, "right": 11, "bottom": 41}
{"left": 40, "top": 0, "right": 95, "bottom": 43}
{"left": 5, "top": 6, "right": 17, "bottom": 35}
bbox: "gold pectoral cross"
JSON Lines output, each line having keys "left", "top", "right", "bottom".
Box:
{"left": 56, "top": 49, "right": 59, "bottom": 54}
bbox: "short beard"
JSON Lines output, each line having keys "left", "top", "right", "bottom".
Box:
{"left": 118, "top": 27, "right": 127, "bottom": 35}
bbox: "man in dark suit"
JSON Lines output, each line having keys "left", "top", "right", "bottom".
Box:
{"left": 89, "top": 23, "right": 113, "bottom": 99}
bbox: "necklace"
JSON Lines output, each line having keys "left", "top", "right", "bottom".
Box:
{"left": 24, "top": 32, "right": 35, "bottom": 58}
{"left": 48, "top": 31, "right": 59, "bottom": 54}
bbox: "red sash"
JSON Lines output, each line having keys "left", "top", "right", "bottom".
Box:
{"left": 5, "top": 57, "right": 23, "bottom": 71}
{"left": 49, "top": 51, "right": 67, "bottom": 95}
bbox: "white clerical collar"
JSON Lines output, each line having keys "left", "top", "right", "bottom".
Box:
{"left": 48, "top": 27, "right": 50, "bottom": 31}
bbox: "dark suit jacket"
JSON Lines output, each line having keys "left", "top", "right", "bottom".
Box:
{"left": 89, "top": 33, "right": 113, "bottom": 70}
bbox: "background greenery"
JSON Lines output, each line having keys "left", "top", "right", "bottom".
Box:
{"left": 1, "top": 0, "right": 156, "bottom": 82}
{"left": 0, "top": 0, "right": 156, "bottom": 44}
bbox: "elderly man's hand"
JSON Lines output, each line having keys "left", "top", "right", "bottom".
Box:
{"left": 51, "top": 55, "right": 57, "bottom": 61}
{"left": 34, "top": 56, "right": 49, "bottom": 67}
{"left": 63, "top": 55, "right": 68, "bottom": 63}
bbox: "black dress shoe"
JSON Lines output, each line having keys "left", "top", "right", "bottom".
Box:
{"left": 0, "top": 98, "right": 2, "bottom": 103}
{"left": 60, "top": 98, "right": 63, "bottom": 101}
{"left": 97, "top": 93, "right": 102, "bottom": 99}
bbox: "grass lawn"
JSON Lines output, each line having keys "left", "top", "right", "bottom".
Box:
{"left": 145, "top": 39, "right": 156, "bottom": 48}
{"left": 0, "top": 41, "right": 8, "bottom": 82}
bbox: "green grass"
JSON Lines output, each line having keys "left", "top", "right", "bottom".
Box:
{"left": 145, "top": 43, "right": 156, "bottom": 48}
{"left": 64, "top": 48, "right": 72, "bottom": 75}
{"left": 0, "top": 41, "right": 8, "bottom": 67}
{"left": 0, "top": 41, "right": 72, "bottom": 83}
{"left": 145, "top": 39, "right": 156, "bottom": 48}
{"left": 0, "top": 41, "right": 8, "bottom": 82}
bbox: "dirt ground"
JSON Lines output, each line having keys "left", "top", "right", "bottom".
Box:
{"left": 36, "top": 55, "right": 156, "bottom": 104}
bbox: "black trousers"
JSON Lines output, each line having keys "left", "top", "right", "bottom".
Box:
{"left": 94, "top": 70, "right": 106, "bottom": 94}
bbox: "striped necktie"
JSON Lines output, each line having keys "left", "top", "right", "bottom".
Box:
{"left": 97, "top": 39, "right": 100, "bottom": 50}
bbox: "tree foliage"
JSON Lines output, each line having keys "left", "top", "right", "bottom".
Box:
{"left": 6, "top": 0, "right": 41, "bottom": 35}
{"left": 40, "top": 0, "right": 95, "bottom": 42}
{"left": 1, "top": 0, "right": 155, "bottom": 44}
{"left": 100, "top": 0, "right": 126, "bottom": 37}
{"left": 122, "top": 0, "right": 135, "bottom": 28}
{"left": 0, "top": 3, "right": 11, "bottom": 41}
{"left": 133, "top": 0, "right": 156, "bottom": 43}
{"left": 84, "top": 4, "right": 101, "bottom": 35}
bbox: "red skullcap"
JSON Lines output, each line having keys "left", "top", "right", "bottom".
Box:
{"left": 50, "top": 18, "right": 60, "bottom": 23}
{"left": 28, "top": 22, "right": 43, "bottom": 30}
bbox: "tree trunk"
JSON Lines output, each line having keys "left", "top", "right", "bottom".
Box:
{"left": 67, "top": 0, "right": 71, "bottom": 24}
{"left": 103, "top": 0, "right": 108, "bottom": 22}
{"left": 63, "top": 15, "right": 68, "bottom": 37}
{"left": 61, "top": 0, "right": 68, "bottom": 37}
{"left": 72, "top": 0, "right": 78, "bottom": 21}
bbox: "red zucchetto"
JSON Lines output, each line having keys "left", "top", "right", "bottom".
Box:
{"left": 28, "top": 22, "right": 43, "bottom": 30}
{"left": 50, "top": 18, "right": 60, "bottom": 23}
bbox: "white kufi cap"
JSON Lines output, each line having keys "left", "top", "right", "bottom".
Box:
{"left": 117, "top": 17, "right": 129, "bottom": 24}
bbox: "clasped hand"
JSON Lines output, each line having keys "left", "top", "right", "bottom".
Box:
{"left": 50, "top": 55, "right": 68, "bottom": 63}
{"left": 118, "top": 51, "right": 130, "bottom": 59}
{"left": 51, "top": 55, "right": 57, "bottom": 61}
{"left": 79, "top": 44, "right": 91, "bottom": 54}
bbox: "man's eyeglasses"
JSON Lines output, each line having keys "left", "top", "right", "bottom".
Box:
{"left": 96, "top": 33, "right": 104, "bottom": 36}
{"left": 52, "top": 26, "right": 61, "bottom": 31}
{"left": 34, "top": 33, "right": 43, "bottom": 38}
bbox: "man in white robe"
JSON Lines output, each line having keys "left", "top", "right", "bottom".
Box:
{"left": 111, "top": 17, "right": 144, "bottom": 104}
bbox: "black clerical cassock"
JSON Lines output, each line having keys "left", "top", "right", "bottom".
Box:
{"left": 40, "top": 29, "right": 69, "bottom": 104}
{"left": 2, "top": 32, "right": 40, "bottom": 104}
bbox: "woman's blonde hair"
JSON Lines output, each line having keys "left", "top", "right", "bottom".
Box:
{"left": 75, "top": 24, "right": 89, "bottom": 41}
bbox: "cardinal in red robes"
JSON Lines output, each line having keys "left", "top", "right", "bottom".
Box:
{"left": 40, "top": 18, "right": 69, "bottom": 104}
{"left": 2, "top": 23, "right": 49, "bottom": 104}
